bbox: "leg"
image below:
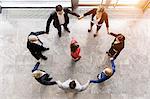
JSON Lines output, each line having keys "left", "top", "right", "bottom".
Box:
{"left": 32, "top": 62, "right": 40, "bottom": 72}
{"left": 106, "top": 47, "right": 115, "bottom": 57}
{"left": 56, "top": 26, "right": 62, "bottom": 37}
{"left": 113, "top": 51, "right": 120, "bottom": 60}
{"left": 37, "top": 52, "right": 47, "bottom": 60}
{"left": 94, "top": 25, "right": 101, "bottom": 37}
{"left": 45, "top": 81, "right": 57, "bottom": 85}
{"left": 63, "top": 24, "right": 70, "bottom": 33}
{"left": 40, "top": 46, "right": 49, "bottom": 52}
{"left": 31, "top": 52, "right": 41, "bottom": 60}
{"left": 88, "top": 22, "right": 94, "bottom": 32}
{"left": 30, "top": 31, "right": 46, "bottom": 36}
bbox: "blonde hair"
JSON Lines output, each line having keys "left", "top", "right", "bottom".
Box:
{"left": 28, "top": 35, "right": 38, "bottom": 42}
{"left": 97, "top": 5, "right": 105, "bottom": 13}
{"left": 104, "top": 67, "right": 113, "bottom": 76}
{"left": 32, "top": 70, "right": 43, "bottom": 78}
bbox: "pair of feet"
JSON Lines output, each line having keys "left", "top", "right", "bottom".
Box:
{"left": 58, "top": 28, "right": 70, "bottom": 37}
{"left": 88, "top": 29, "right": 98, "bottom": 37}
{"left": 106, "top": 51, "right": 113, "bottom": 57}
{"left": 72, "top": 56, "right": 81, "bottom": 62}
{"left": 41, "top": 48, "right": 49, "bottom": 60}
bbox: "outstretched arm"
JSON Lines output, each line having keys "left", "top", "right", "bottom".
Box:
{"left": 109, "top": 32, "right": 118, "bottom": 37}
{"left": 110, "top": 58, "right": 116, "bottom": 73}
{"left": 90, "top": 76, "right": 108, "bottom": 83}
{"left": 56, "top": 80, "right": 64, "bottom": 89}
{"left": 46, "top": 14, "right": 53, "bottom": 33}
{"left": 104, "top": 13, "right": 109, "bottom": 34}
{"left": 80, "top": 80, "right": 90, "bottom": 92}
{"left": 65, "top": 8, "right": 80, "bottom": 17}
{"left": 32, "top": 62, "right": 40, "bottom": 72}
{"left": 83, "top": 8, "right": 97, "bottom": 17}
{"left": 79, "top": 8, "right": 96, "bottom": 20}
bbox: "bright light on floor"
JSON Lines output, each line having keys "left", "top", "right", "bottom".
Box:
{"left": 111, "top": 0, "right": 141, "bottom": 5}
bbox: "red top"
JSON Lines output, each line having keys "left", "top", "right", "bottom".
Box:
{"left": 71, "top": 48, "right": 80, "bottom": 59}
{"left": 70, "top": 38, "right": 80, "bottom": 59}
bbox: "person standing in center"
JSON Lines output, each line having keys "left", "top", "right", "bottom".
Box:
{"left": 46, "top": 5, "right": 80, "bottom": 37}
{"left": 79, "top": 5, "right": 109, "bottom": 37}
{"left": 70, "top": 37, "right": 81, "bottom": 62}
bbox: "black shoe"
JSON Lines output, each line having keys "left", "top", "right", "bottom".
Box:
{"left": 58, "top": 32, "right": 61, "bottom": 37}
{"left": 88, "top": 29, "right": 91, "bottom": 32}
{"left": 94, "top": 34, "right": 97, "bottom": 37}
{"left": 45, "top": 48, "right": 49, "bottom": 50}
{"left": 41, "top": 56, "right": 47, "bottom": 60}
{"left": 74, "top": 56, "right": 81, "bottom": 62}
{"left": 65, "top": 28, "right": 70, "bottom": 33}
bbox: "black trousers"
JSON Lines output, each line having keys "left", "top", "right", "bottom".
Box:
{"left": 55, "top": 23, "right": 68, "bottom": 37}
{"left": 90, "top": 22, "right": 101, "bottom": 32}
{"left": 31, "top": 52, "right": 45, "bottom": 60}
{"left": 108, "top": 47, "right": 120, "bottom": 59}
{"left": 31, "top": 47, "right": 47, "bottom": 60}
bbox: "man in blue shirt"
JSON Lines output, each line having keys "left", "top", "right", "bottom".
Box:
{"left": 90, "top": 58, "right": 116, "bottom": 83}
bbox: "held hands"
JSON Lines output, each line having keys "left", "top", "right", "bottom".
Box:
{"left": 107, "top": 28, "right": 110, "bottom": 35}
{"left": 78, "top": 16, "right": 84, "bottom": 20}
{"left": 110, "top": 57, "right": 114, "bottom": 61}
{"left": 45, "top": 32, "right": 49, "bottom": 34}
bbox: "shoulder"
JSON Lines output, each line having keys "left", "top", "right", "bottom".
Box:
{"left": 63, "top": 7, "right": 70, "bottom": 12}
{"left": 103, "top": 12, "right": 108, "bottom": 16}
{"left": 50, "top": 11, "right": 56, "bottom": 16}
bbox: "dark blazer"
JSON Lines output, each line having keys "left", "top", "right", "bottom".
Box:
{"left": 35, "top": 73, "right": 57, "bottom": 85}
{"left": 27, "top": 31, "right": 46, "bottom": 54}
{"left": 83, "top": 8, "right": 109, "bottom": 28}
{"left": 110, "top": 32, "right": 125, "bottom": 52}
{"left": 32, "top": 62, "right": 57, "bottom": 85}
{"left": 46, "top": 8, "right": 80, "bottom": 32}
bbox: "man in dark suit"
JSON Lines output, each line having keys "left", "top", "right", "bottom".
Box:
{"left": 27, "top": 31, "right": 49, "bottom": 60}
{"left": 46, "top": 5, "right": 80, "bottom": 37}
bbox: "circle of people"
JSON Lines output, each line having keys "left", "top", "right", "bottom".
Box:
{"left": 27, "top": 5, "right": 125, "bottom": 92}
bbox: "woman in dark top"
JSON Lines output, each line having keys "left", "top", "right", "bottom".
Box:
{"left": 79, "top": 6, "right": 109, "bottom": 37}
{"left": 107, "top": 32, "right": 125, "bottom": 59}
{"left": 32, "top": 62, "right": 57, "bottom": 85}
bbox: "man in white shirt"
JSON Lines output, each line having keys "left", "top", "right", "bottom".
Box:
{"left": 56, "top": 79, "right": 90, "bottom": 92}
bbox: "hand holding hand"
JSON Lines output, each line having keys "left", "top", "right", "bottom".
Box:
{"left": 110, "top": 57, "right": 114, "bottom": 61}
{"left": 107, "top": 28, "right": 109, "bottom": 34}
{"left": 78, "top": 16, "right": 84, "bottom": 20}
{"left": 45, "top": 32, "right": 49, "bottom": 34}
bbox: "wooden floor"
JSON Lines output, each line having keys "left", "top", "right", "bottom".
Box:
{"left": 0, "top": 8, "right": 150, "bottom": 99}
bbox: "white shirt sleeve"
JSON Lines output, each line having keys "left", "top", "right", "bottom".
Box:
{"left": 57, "top": 79, "right": 72, "bottom": 90}
{"left": 56, "top": 80, "right": 63, "bottom": 89}
{"left": 80, "top": 80, "right": 90, "bottom": 91}
{"left": 74, "top": 80, "right": 90, "bottom": 92}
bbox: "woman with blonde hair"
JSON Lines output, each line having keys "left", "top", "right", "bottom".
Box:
{"left": 32, "top": 62, "right": 57, "bottom": 85}
{"left": 90, "top": 58, "right": 115, "bottom": 83}
{"left": 79, "top": 5, "right": 109, "bottom": 37}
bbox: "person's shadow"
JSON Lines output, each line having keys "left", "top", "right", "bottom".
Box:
{"left": 64, "top": 60, "right": 77, "bottom": 80}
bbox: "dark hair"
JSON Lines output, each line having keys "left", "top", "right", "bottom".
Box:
{"left": 56, "top": 5, "right": 63, "bottom": 12}
{"left": 69, "top": 81, "right": 76, "bottom": 89}
{"left": 71, "top": 43, "right": 79, "bottom": 52}
{"left": 117, "top": 34, "right": 125, "bottom": 42}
